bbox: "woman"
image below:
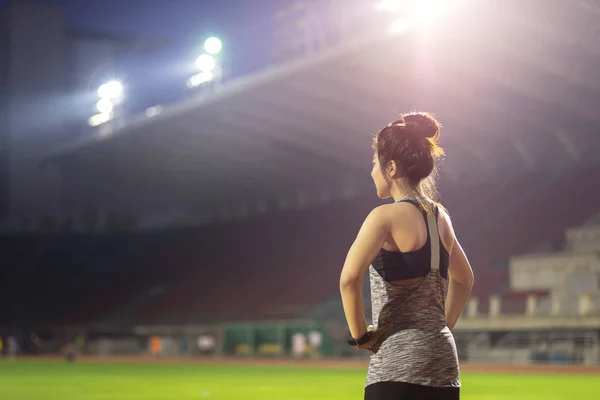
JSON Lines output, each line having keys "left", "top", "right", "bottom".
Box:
{"left": 340, "top": 112, "right": 474, "bottom": 400}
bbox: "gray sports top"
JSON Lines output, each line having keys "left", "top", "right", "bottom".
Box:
{"left": 365, "top": 200, "right": 461, "bottom": 388}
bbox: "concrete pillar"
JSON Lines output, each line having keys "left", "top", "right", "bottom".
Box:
{"left": 489, "top": 295, "right": 501, "bottom": 317}
{"left": 551, "top": 295, "right": 562, "bottom": 316}
{"left": 467, "top": 297, "right": 479, "bottom": 318}
{"left": 578, "top": 293, "right": 595, "bottom": 317}
{"left": 526, "top": 295, "right": 537, "bottom": 316}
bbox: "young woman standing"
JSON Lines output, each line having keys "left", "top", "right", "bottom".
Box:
{"left": 340, "top": 112, "right": 474, "bottom": 400}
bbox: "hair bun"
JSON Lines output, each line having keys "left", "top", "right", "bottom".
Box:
{"left": 403, "top": 112, "right": 440, "bottom": 140}
{"left": 374, "top": 111, "right": 444, "bottom": 188}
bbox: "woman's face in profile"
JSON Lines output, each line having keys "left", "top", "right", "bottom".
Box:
{"left": 371, "top": 153, "right": 391, "bottom": 199}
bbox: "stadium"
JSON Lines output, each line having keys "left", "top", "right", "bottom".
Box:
{"left": 1, "top": 0, "right": 600, "bottom": 399}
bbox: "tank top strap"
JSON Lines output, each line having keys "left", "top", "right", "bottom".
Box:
{"left": 426, "top": 205, "right": 440, "bottom": 271}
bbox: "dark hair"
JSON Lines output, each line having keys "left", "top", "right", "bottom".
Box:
{"left": 373, "top": 111, "right": 444, "bottom": 212}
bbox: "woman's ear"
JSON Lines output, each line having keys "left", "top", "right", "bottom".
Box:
{"left": 387, "top": 160, "right": 398, "bottom": 178}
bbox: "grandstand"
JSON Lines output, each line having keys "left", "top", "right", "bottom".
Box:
{"left": 1, "top": 0, "right": 600, "bottom": 367}
{"left": 452, "top": 210, "right": 600, "bottom": 365}
{"left": 35, "top": 0, "right": 600, "bottom": 228}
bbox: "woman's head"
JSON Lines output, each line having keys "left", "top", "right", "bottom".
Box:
{"left": 371, "top": 112, "right": 444, "bottom": 205}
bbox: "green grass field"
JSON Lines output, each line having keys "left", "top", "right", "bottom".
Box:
{"left": 1, "top": 360, "right": 599, "bottom": 400}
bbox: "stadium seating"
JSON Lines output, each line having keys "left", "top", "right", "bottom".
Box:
{"left": 130, "top": 162, "right": 600, "bottom": 324}
{"left": 0, "top": 234, "right": 126, "bottom": 325}
{"left": 130, "top": 201, "right": 367, "bottom": 323}
{"left": 2, "top": 162, "right": 599, "bottom": 327}
{"left": 464, "top": 162, "right": 600, "bottom": 296}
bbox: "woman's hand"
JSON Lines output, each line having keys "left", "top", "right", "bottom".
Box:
{"left": 355, "top": 325, "right": 381, "bottom": 351}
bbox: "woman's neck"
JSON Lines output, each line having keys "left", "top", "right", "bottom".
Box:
{"left": 389, "top": 182, "right": 413, "bottom": 202}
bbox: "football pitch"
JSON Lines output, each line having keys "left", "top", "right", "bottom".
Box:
{"left": 1, "top": 359, "right": 599, "bottom": 400}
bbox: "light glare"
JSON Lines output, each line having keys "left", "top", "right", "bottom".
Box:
{"left": 376, "top": 0, "right": 445, "bottom": 20}
{"left": 204, "top": 37, "right": 223, "bottom": 55}
{"left": 88, "top": 113, "right": 111, "bottom": 127}
{"left": 381, "top": 0, "right": 449, "bottom": 34}
{"left": 187, "top": 72, "right": 214, "bottom": 88}
{"left": 376, "top": 0, "right": 404, "bottom": 12}
{"left": 97, "top": 81, "right": 123, "bottom": 100}
{"left": 195, "top": 54, "right": 216, "bottom": 73}
{"left": 96, "top": 98, "right": 114, "bottom": 114}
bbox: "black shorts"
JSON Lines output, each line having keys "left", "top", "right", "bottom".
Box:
{"left": 365, "top": 382, "right": 460, "bottom": 400}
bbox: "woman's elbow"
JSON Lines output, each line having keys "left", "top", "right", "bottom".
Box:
{"left": 453, "top": 269, "right": 474, "bottom": 286}
{"left": 466, "top": 268, "right": 474, "bottom": 285}
{"left": 339, "top": 274, "right": 362, "bottom": 292}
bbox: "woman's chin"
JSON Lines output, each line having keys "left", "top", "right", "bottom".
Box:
{"left": 376, "top": 190, "right": 391, "bottom": 200}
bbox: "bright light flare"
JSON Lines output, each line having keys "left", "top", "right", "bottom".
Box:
{"left": 204, "top": 37, "right": 222, "bottom": 55}
{"left": 187, "top": 72, "right": 214, "bottom": 88}
{"left": 195, "top": 54, "right": 216, "bottom": 72}
{"left": 88, "top": 112, "right": 111, "bottom": 127}
{"left": 375, "top": 0, "right": 404, "bottom": 12}
{"left": 97, "top": 81, "right": 123, "bottom": 100}
{"left": 376, "top": 0, "right": 447, "bottom": 19}
{"left": 411, "top": 0, "right": 441, "bottom": 22}
{"left": 378, "top": 0, "right": 450, "bottom": 33}
{"left": 96, "top": 98, "right": 114, "bottom": 114}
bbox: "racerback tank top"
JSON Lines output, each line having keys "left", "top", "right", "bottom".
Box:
{"left": 365, "top": 199, "right": 461, "bottom": 388}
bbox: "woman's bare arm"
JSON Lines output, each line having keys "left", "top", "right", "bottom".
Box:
{"left": 340, "top": 206, "right": 390, "bottom": 339}
{"left": 445, "top": 237, "right": 474, "bottom": 330}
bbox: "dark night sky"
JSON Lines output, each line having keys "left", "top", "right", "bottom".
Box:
{"left": 2, "top": 0, "right": 278, "bottom": 40}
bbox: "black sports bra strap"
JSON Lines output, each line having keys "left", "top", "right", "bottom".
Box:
{"left": 396, "top": 197, "right": 431, "bottom": 244}
{"left": 396, "top": 198, "right": 420, "bottom": 207}
{"left": 396, "top": 199, "right": 441, "bottom": 271}
{"left": 396, "top": 197, "right": 428, "bottom": 222}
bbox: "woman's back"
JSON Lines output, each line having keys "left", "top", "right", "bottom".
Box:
{"left": 367, "top": 198, "right": 460, "bottom": 388}
{"left": 380, "top": 200, "right": 453, "bottom": 256}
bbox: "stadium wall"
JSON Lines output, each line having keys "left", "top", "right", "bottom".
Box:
{"left": 23, "top": 318, "right": 599, "bottom": 367}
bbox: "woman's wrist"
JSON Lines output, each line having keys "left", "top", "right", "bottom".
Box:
{"left": 347, "top": 330, "right": 372, "bottom": 346}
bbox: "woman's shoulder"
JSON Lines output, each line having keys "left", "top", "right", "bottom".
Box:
{"left": 436, "top": 203, "right": 453, "bottom": 225}
{"left": 368, "top": 202, "right": 421, "bottom": 222}
{"left": 369, "top": 200, "right": 449, "bottom": 221}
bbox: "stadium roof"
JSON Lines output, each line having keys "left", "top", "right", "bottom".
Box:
{"left": 43, "top": 0, "right": 600, "bottom": 217}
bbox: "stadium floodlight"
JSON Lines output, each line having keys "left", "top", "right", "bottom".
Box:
{"left": 96, "top": 98, "right": 114, "bottom": 114}
{"left": 97, "top": 80, "right": 123, "bottom": 100}
{"left": 204, "top": 36, "right": 223, "bottom": 55}
{"left": 88, "top": 112, "right": 111, "bottom": 127}
{"left": 186, "top": 71, "right": 214, "bottom": 88}
{"left": 195, "top": 53, "right": 217, "bottom": 73}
